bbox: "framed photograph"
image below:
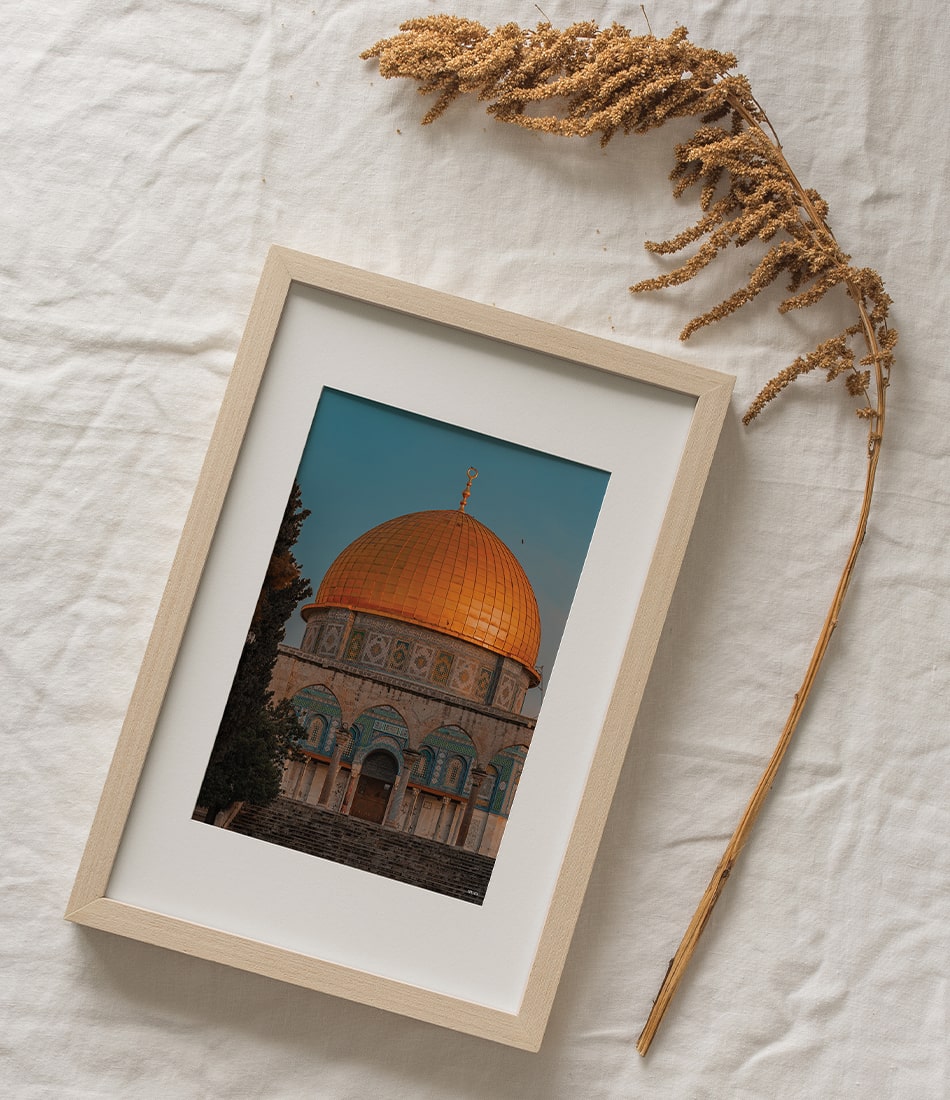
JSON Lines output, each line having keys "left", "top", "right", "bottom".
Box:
{"left": 66, "top": 246, "right": 733, "bottom": 1050}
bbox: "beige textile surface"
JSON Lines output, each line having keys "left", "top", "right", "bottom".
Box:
{"left": 3, "top": 1, "right": 947, "bottom": 1096}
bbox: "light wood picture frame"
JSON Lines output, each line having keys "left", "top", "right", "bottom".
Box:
{"left": 66, "top": 246, "right": 733, "bottom": 1051}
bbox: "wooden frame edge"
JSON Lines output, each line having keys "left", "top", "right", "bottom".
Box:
{"left": 66, "top": 247, "right": 296, "bottom": 915}
{"left": 517, "top": 377, "right": 733, "bottom": 1045}
{"left": 272, "top": 246, "right": 730, "bottom": 399}
{"left": 66, "top": 896, "right": 542, "bottom": 1050}
{"left": 65, "top": 245, "right": 733, "bottom": 1051}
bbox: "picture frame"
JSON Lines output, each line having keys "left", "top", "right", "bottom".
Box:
{"left": 65, "top": 246, "right": 733, "bottom": 1051}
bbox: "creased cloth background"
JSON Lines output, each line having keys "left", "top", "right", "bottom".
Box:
{"left": 3, "top": 2, "right": 947, "bottom": 1097}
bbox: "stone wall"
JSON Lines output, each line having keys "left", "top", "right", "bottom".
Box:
{"left": 228, "top": 797, "right": 495, "bottom": 904}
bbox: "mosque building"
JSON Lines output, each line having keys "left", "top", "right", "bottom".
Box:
{"left": 266, "top": 469, "right": 541, "bottom": 859}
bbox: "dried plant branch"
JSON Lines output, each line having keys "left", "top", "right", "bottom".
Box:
{"left": 363, "top": 16, "right": 895, "bottom": 1054}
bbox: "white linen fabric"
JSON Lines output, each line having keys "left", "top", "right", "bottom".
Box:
{"left": 3, "top": 2, "right": 947, "bottom": 1097}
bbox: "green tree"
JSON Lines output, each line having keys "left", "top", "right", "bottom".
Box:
{"left": 198, "top": 481, "right": 312, "bottom": 824}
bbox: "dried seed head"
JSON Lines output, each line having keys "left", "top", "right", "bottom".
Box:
{"left": 364, "top": 15, "right": 895, "bottom": 423}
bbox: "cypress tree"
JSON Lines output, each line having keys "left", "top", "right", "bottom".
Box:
{"left": 198, "top": 480, "right": 312, "bottom": 824}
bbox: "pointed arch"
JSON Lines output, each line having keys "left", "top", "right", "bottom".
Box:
{"left": 290, "top": 684, "right": 343, "bottom": 755}
{"left": 418, "top": 725, "right": 478, "bottom": 793}
{"left": 351, "top": 703, "right": 411, "bottom": 761}
{"left": 483, "top": 744, "right": 528, "bottom": 817}
{"left": 418, "top": 718, "right": 474, "bottom": 744}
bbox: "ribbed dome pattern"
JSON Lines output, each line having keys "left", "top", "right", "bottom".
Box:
{"left": 304, "top": 509, "right": 541, "bottom": 676}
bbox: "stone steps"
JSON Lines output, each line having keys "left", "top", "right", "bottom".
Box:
{"left": 229, "top": 797, "right": 495, "bottom": 904}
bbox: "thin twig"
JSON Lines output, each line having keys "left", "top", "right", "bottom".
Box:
{"left": 634, "top": 88, "right": 889, "bottom": 1049}
{"left": 637, "top": 366, "right": 885, "bottom": 1052}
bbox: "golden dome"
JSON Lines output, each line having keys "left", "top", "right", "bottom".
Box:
{"left": 303, "top": 505, "right": 541, "bottom": 680}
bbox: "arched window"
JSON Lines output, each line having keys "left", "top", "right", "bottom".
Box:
{"left": 289, "top": 685, "right": 342, "bottom": 750}
{"left": 307, "top": 714, "right": 327, "bottom": 747}
{"left": 413, "top": 750, "right": 432, "bottom": 782}
{"left": 445, "top": 756, "right": 466, "bottom": 792}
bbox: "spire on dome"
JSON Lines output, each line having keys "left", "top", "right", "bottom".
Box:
{"left": 458, "top": 466, "right": 478, "bottom": 512}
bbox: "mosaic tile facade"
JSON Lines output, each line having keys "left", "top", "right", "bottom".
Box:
{"left": 296, "top": 608, "right": 532, "bottom": 713}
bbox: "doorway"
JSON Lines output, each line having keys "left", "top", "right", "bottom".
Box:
{"left": 349, "top": 750, "right": 398, "bottom": 824}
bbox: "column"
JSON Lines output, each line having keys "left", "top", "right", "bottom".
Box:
{"left": 405, "top": 789, "right": 423, "bottom": 835}
{"left": 434, "top": 796, "right": 452, "bottom": 842}
{"left": 454, "top": 768, "right": 488, "bottom": 848}
{"left": 384, "top": 749, "right": 421, "bottom": 829}
{"left": 300, "top": 759, "right": 318, "bottom": 803}
{"left": 318, "top": 727, "right": 345, "bottom": 806}
{"left": 502, "top": 761, "right": 523, "bottom": 816}
{"left": 473, "top": 806, "right": 489, "bottom": 854}
{"left": 340, "top": 762, "right": 362, "bottom": 815}
{"left": 289, "top": 759, "right": 308, "bottom": 801}
{"left": 445, "top": 802, "right": 461, "bottom": 845}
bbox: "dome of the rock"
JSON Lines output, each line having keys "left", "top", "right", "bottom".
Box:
{"left": 302, "top": 505, "right": 541, "bottom": 679}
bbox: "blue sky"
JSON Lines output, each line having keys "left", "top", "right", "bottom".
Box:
{"left": 280, "top": 388, "right": 610, "bottom": 718}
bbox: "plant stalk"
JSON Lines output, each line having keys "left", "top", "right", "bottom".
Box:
{"left": 636, "top": 278, "right": 888, "bottom": 1054}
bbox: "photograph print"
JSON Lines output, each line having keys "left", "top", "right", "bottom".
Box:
{"left": 194, "top": 387, "right": 609, "bottom": 904}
